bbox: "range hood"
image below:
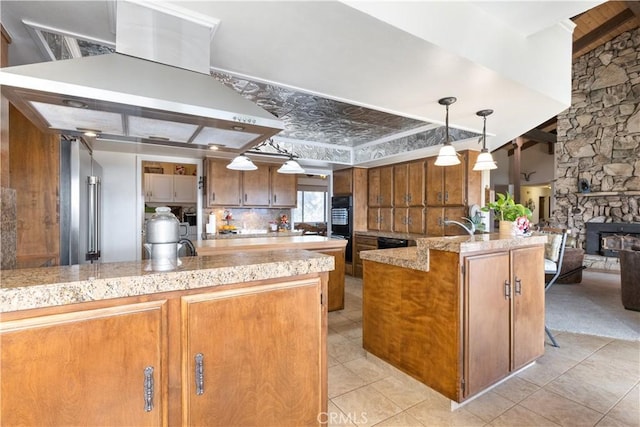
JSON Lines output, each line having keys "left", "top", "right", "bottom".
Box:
{"left": 0, "top": 1, "right": 284, "bottom": 151}
{"left": 0, "top": 53, "right": 284, "bottom": 151}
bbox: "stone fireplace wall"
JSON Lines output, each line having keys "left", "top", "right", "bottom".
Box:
{"left": 552, "top": 28, "right": 640, "bottom": 270}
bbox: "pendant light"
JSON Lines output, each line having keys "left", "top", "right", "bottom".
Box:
{"left": 434, "top": 97, "right": 461, "bottom": 166}
{"left": 472, "top": 109, "right": 498, "bottom": 171}
{"left": 226, "top": 154, "right": 257, "bottom": 171}
{"left": 277, "top": 156, "right": 305, "bottom": 174}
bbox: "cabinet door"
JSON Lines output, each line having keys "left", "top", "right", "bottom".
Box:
{"left": 368, "top": 207, "right": 380, "bottom": 231}
{"left": 354, "top": 235, "right": 378, "bottom": 278}
{"left": 393, "top": 207, "right": 408, "bottom": 233}
{"left": 443, "top": 153, "right": 466, "bottom": 205}
{"left": 368, "top": 168, "right": 381, "bottom": 207}
{"left": 146, "top": 173, "right": 174, "bottom": 203}
{"left": 443, "top": 207, "right": 468, "bottom": 236}
{"left": 379, "top": 166, "right": 393, "bottom": 207}
{"left": 242, "top": 166, "right": 271, "bottom": 206}
{"left": 407, "top": 207, "right": 425, "bottom": 234}
{"left": 379, "top": 207, "right": 393, "bottom": 232}
{"left": 270, "top": 167, "right": 297, "bottom": 207}
{"left": 425, "top": 157, "right": 443, "bottom": 206}
{"left": 173, "top": 175, "right": 197, "bottom": 203}
{"left": 206, "top": 159, "right": 241, "bottom": 207}
{"left": 511, "top": 246, "right": 545, "bottom": 370}
{"left": 393, "top": 164, "right": 408, "bottom": 207}
{"left": 1, "top": 302, "right": 166, "bottom": 426}
{"left": 407, "top": 160, "right": 426, "bottom": 206}
{"left": 332, "top": 169, "right": 352, "bottom": 195}
{"left": 464, "top": 252, "right": 511, "bottom": 398}
{"left": 182, "top": 279, "right": 324, "bottom": 426}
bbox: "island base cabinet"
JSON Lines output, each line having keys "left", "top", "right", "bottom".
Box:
{"left": 182, "top": 278, "right": 325, "bottom": 426}
{"left": 314, "top": 247, "right": 345, "bottom": 311}
{"left": 1, "top": 301, "right": 167, "bottom": 427}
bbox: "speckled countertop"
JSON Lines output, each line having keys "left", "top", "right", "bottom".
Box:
{"left": 0, "top": 250, "right": 334, "bottom": 313}
{"left": 360, "top": 234, "right": 547, "bottom": 272}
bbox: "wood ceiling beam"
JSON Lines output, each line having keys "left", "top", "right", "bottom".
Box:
{"left": 507, "top": 140, "right": 539, "bottom": 156}
{"left": 523, "top": 129, "right": 557, "bottom": 144}
{"left": 627, "top": 1, "right": 640, "bottom": 19}
{"left": 573, "top": 8, "right": 635, "bottom": 53}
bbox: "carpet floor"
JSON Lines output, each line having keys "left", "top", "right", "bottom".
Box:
{"left": 546, "top": 269, "right": 640, "bottom": 342}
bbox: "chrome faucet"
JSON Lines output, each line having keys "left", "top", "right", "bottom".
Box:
{"left": 443, "top": 218, "right": 475, "bottom": 237}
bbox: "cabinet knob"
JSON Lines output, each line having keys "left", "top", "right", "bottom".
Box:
{"left": 144, "top": 366, "right": 154, "bottom": 412}
{"left": 195, "top": 353, "right": 204, "bottom": 395}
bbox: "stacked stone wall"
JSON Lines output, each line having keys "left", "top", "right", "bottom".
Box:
{"left": 553, "top": 27, "right": 640, "bottom": 254}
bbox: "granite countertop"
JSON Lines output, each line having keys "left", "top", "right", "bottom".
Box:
{"left": 360, "top": 233, "right": 547, "bottom": 272}
{"left": 205, "top": 230, "right": 304, "bottom": 239}
{"left": 0, "top": 250, "right": 334, "bottom": 313}
{"left": 195, "top": 235, "right": 346, "bottom": 255}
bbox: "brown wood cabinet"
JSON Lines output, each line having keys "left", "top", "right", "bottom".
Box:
{"left": 242, "top": 164, "right": 271, "bottom": 206}
{"left": 464, "top": 246, "right": 545, "bottom": 397}
{"left": 182, "top": 278, "right": 324, "bottom": 426}
{"left": 425, "top": 151, "right": 481, "bottom": 208}
{"left": 354, "top": 234, "right": 378, "bottom": 278}
{"left": 425, "top": 206, "right": 467, "bottom": 236}
{"left": 1, "top": 275, "right": 327, "bottom": 426}
{"left": 393, "top": 207, "right": 425, "bottom": 234}
{"left": 367, "top": 207, "right": 393, "bottom": 232}
{"left": 315, "top": 247, "right": 345, "bottom": 311}
{"left": 393, "top": 160, "right": 425, "bottom": 207}
{"left": 368, "top": 166, "right": 393, "bottom": 208}
{"left": 363, "top": 243, "right": 545, "bottom": 402}
{"left": 205, "top": 158, "right": 242, "bottom": 206}
{"left": 1, "top": 301, "right": 167, "bottom": 426}
{"left": 270, "top": 166, "right": 297, "bottom": 207}
{"left": 332, "top": 168, "right": 353, "bottom": 195}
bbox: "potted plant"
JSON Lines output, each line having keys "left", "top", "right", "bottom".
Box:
{"left": 481, "top": 192, "right": 532, "bottom": 237}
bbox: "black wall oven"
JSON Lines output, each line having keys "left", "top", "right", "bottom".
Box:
{"left": 331, "top": 196, "right": 353, "bottom": 262}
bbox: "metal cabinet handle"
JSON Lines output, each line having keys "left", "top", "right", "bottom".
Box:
{"left": 195, "top": 353, "right": 204, "bottom": 395}
{"left": 437, "top": 192, "right": 442, "bottom": 202}
{"left": 244, "top": 194, "right": 248, "bottom": 202}
{"left": 274, "top": 194, "right": 277, "bottom": 203}
{"left": 144, "top": 366, "right": 154, "bottom": 412}
{"left": 515, "top": 277, "right": 522, "bottom": 295}
{"left": 211, "top": 192, "right": 216, "bottom": 201}
{"left": 504, "top": 281, "right": 511, "bottom": 299}
{"left": 445, "top": 191, "right": 449, "bottom": 202}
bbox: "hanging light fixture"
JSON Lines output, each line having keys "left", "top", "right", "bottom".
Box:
{"left": 473, "top": 109, "right": 498, "bottom": 171}
{"left": 277, "top": 155, "right": 305, "bottom": 174}
{"left": 434, "top": 97, "right": 461, "bottom": 166}
{"left": 226, "top": 154, "right": 257, "bottom": 171}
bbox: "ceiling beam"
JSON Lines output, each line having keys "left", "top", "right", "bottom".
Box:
{"left": 573, "top": 8, "right": 635, "bottom": 53}
{"left": 508, "top": 140, "right": 539, "bottom": 156}
{"left": 627, "top": 1, "right": 640, "bottom": 19}
{"left": 523, "top": 129, "right": 556, "bottom": 144}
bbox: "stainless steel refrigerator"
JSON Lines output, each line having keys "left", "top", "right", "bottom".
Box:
{"left": 60, "top": 138, "right": 102, "bottom": 265}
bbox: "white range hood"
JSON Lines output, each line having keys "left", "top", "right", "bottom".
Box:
{"left": 0, "top": 0, "right": 284, "bottom": 151}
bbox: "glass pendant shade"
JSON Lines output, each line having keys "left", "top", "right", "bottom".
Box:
{"left": 434, "top": 144, "right": 461, "bottom": 166}
{"left": 226, "top": 154, "right": 257, "bottom": 171}
{"left": 473, "top": 150, "right": 497, "bottom": 170}
{"left": 472, "top": 109, "right": 497, "bottom": 171}
{"left": 277, "top": 158, "right": 305, "bottom": 174}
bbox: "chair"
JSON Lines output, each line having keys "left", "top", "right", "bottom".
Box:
{"left": 620, "top": 245, "right": 640, "bottom": 311}
{"left": 541, "top": 228, "right": 570, "bottom": 348}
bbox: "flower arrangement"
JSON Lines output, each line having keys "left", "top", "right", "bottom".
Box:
{"left": 223, "top": 210, "right": 233, "bottom": 225}
{"left": 514, "top": 216, "right": 531, "bottom": 235}
{"left": 481, "top": 192, "right": 532, "bottom": 222}
{"left": 279, "top": 214, "right": 289, "bottom": 230}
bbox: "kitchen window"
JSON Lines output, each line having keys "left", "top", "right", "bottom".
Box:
{"left": 292, "top": 191, "right": 327, "bottom": 223}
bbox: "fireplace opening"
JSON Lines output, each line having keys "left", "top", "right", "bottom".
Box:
{"left": 586, "top": 222, "right": 640, "bottom": 257}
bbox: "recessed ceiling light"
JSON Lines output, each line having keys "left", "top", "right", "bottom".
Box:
{"left": 62, "top": 99, "right": 88, "bottom": 109}
{"left": 76, "top": 127, "right": 100, "bottom": 137}
{"left": 208, "top": 144, "right": 219, "bottom": 151}
{"left": 231, "top": 125, "right": 245, "bottom": 131}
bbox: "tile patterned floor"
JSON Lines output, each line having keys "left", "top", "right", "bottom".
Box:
{"left": 327, "top": 274, "right": 640, "bottom": 427}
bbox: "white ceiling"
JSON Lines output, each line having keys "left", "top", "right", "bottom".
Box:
{"left": 1, "top": 0, "right": 603, "bottom": 167}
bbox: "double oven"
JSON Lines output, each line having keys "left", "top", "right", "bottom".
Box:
{"left": 330, "top": 196, "right": 353, "bottom": 262}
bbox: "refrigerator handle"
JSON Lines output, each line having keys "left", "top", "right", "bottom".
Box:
{"left": 86, "top": 175, "right": 101, "bottom": 262}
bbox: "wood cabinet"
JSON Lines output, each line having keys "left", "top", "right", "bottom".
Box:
{"left": 354, "top": 234, "right": 378, "bottom": 278}
{"left": 181, "top": 278, "right": 324, "bottom": 426}
{"left": 2, "top": 275, "right": 327, "bottom": 426}
{"left": 426, "top": 151, "right": 481, "bottom": 207}
{"left": 464, "top": 246, "right": 545, "bottom": 396}
{"left": 425, "top": 206, "right": 467, "bottom": 236}
{"left": 1, "top": 301, "right": 166, "bottom": 426}
{"left": 367, "top": 207, "right": 393, "bottom": 232}
{"left": 241, "top": 164, "right": 271, "bottom": 206}
{"left": 332, "top": 168, "right": 353, "bottom": 195}
{"left": 205, "top": 158, "right": 297, "bottom": 208}
{"left": 394, "top": 160, "right": 425, "bottom": 207}
{"left": 270, "top": 167, "right": 297, "bottom": 207}
{"left": 205, "top": 158, "right": 241, "bottom": 207}
{"left": 368, "top": 166, "right": 393, "bottom": 207}
{"left": 393, "top": 207, "right": 425, "bottom": 234}
{"left": 145, "top": 173, "right": 197, "bottom": 204}
{"left": 362, "top": 243, "right": 545, "bottom": 402}
{"left": 315, "top": 247, "right": 346, "bottom": 311}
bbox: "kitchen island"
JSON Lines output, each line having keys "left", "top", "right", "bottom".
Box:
{"left": 360, "top": 234, "right": 547, "bottom": 405}
{"left": 196, "top": 235, "right": 347, "bottom": 311}
{"left": 1, "top": 250, "right": 332, "bottom": 426}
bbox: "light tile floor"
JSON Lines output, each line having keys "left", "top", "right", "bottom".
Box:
{"left": 327, "top": 275, "right": 640, "bottom": 427}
